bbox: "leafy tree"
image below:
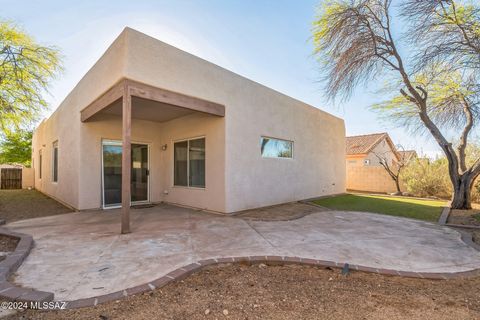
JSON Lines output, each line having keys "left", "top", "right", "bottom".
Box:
{"left": 312, "top": 0, "right": 480, "bottom": 209}
{"left": 0, "top": 20, "right": 61, "bottom": 131}
{"left": 0, "top": 129, "right": 32, "bottom": 166}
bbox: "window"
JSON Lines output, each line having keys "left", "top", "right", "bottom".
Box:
{"left": 260, "top": 137, "right": 293, "bottom": 158}
{"left": 52, "top": 141, "right": 58, "bottom": 182}
{"left": 174, "top": 137, "right": 205, "bottom": 188}
{"left": 39, "top": 150, "right": 42, "bottom": 179}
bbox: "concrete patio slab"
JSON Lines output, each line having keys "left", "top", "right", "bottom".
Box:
{"left": 6, "top": 203, "right": 480, "bottom": 301}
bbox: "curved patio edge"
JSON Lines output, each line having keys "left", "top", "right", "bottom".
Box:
{"left": 0, "top": 228, "right": 54, "bottom": 303}
{"left": 64, "top": 255, "right": 480, "bottom": 310}
{"left": 2, "top": 220, "right": 480, "bottom": 309}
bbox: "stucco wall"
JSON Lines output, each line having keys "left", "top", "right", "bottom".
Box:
{"left": 32, "top": 27, "right": 345, "bottom": 213}
{"left": 21, "top": 167, "right": 34, "bottom": 189}
{"left": 32, "top": 31, "right": 128, "bottom": 209}
{"left": 121, "top": 28, "right": 345, "bottom": 212}
{"left": 76, "top": 111, "right": 225, "bottom": 212}
{"left": 364, "top": 139, "right": 397, "bottom": 166}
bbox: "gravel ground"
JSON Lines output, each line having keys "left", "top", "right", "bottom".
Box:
{"left": 448, "top": 209, "right": 480, "bottom": 243}
{"left": 9, "top": 263, "right": 480, "bottom": 320}
{"left": 0, "top": 235, "right": 18, "bottom": 252}
{"left": 449, "top": 209, "right": 480, "bottom": 226}
{"left": 0, "top": 190, "right": 72, "bottom": 223}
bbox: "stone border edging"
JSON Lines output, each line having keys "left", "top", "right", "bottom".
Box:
{"left": 438, "top": 206, "right": 450, "bottom": 225}
{"left": 0, "top": 228, "right": 54, "bottom": 303}
{"left": 63, "top": 255, "right": 480, "bottom": 310}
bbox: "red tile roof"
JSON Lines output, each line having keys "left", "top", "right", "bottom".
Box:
{"left": 346, "top": 133, "right": 389, "bottom": 155}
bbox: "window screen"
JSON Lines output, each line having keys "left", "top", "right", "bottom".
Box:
{"left": 174, "top": 138, "right": 205, "bottom": 188}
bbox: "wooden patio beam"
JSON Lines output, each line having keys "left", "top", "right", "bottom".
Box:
{"left": 126, "top": 79, "right": 225, "bottom": 117}
{"left": 121, "top": 81, "right": 131, "bottom": 234}
{"left": 80, "top": 80, "right": 126, "bottom": 122}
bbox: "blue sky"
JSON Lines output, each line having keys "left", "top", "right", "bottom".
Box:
{"left": 5, "top": 0, "right": 444, "bottom": 156}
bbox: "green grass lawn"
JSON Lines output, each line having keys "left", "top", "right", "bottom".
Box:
{"left": 313, "top": 194, "right": 446, "bottom": 222}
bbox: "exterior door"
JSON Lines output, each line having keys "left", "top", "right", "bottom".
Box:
{"left": 102, "top": 141, "right": 149, "bottom": 208}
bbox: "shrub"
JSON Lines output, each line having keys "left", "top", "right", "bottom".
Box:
{"left": 401, "top": 157, "right": 451, "bottom": 199}
{"left": 472, "top": 180, "right": 480, "bottom": 203}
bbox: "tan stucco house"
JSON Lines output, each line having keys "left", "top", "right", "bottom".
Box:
{"left": 346, "top": 133, "right": 416, "bottom": 193}
{"left": 32, "top": 28, "right": 345, "bottom": 224}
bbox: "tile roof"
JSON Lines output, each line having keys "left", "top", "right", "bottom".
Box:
{"left": 398, "top": 150, "right": 417, "bottom": 162}
{"left": 346, "top": 133, "right": 389, "bottom": 155}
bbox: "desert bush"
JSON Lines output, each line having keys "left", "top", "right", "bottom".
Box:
{"left": 401, "top": 157, "right": 451, "bottom": 199}
{"left": 472, "top": 180, "right": 480, "bottom": 203}
{"left": 401, "top": 142, "right": 480, "bottom": 203}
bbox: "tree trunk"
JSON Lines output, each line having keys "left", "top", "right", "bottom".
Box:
{"left": 394, "top": 177, "right": 401, "bottom": 194}
{"left": 450, "top": 174, "right": 473, "bottom": 209}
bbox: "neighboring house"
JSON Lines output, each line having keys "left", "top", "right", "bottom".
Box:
{"left": 346, "top": 133, "right": 415, "bottom": 193}
{"left": 32, "top": 27, "right": 345, "bottom": 214}
{"left": 398, "top": 150, "right": 418, "bottom": 163}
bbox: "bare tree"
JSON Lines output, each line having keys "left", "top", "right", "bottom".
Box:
{"left": 312, "top": 0, "right": 480, "bottom": 209}
{"left": 373, "top": 145, "right": 409, "bottom": 195}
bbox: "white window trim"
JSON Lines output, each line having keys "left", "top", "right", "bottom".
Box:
{"left": 260, "top": 136, "right": 294, "bottom": 159}
{"left": 172, "top": 135, "right": 206, "bottom": 189}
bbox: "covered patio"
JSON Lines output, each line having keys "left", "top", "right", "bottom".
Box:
{"left": 80, "top": 79, "right": 225, "bottom": 233}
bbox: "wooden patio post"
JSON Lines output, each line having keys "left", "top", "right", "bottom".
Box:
{"left": 121, "top": 83, "right": 132, "bottom": 234}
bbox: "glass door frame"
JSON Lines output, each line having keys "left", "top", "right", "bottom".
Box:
{"left": 101, "top": 139, "right": 151, "bottom": 209}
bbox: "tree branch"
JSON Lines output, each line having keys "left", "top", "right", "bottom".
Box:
{"left": 457, "top": 96, "right": 474, "bottom": 172}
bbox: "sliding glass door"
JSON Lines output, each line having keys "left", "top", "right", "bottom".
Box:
{"left": 102, "top": 141, "right": 149, "bottom": 208}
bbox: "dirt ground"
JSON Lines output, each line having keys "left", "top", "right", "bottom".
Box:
{"left": 0, "top": 235, "right": 18, "bottom": 262}
{"left": 449, "top": 209, "right": 480, "bottom": 227}
{"left": 0, "top": 190, "right": 72, "bottom": 223}
{"left": 235, "top": 202, "right": 326, "bottom": 221}
{"left": 448, "top": 209, "right": 480, "bottom": 243}
{"left": 0, "top": 235, "right": 18, "bottom": 252}
{"left": 9, "top": 263, "right": 480, "bottom": 320}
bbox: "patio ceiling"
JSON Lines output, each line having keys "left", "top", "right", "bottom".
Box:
{"left": 80, "top": 78, "right": 225, "bottom": 122}
{"left": 94, "top": 97, "right": 196, "bottom": 122}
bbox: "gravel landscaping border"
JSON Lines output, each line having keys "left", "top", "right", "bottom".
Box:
{"left": 1, "top": 215, "right": 480, "bottom": 309}
{"left": 64, "top": 252, "right": 480, "bottom": 310}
